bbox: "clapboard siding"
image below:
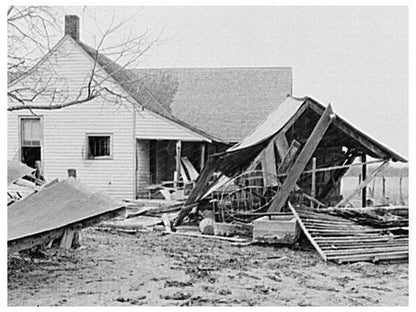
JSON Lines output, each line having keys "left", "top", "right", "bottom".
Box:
{"left": 135, "top": 110, "right": 207, "bottom": 141}
{"left": 8, "top": 37, "right": 135, "bottom": 200}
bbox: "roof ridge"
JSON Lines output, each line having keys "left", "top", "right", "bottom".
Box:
{"left": 76, "top": 40, "right": 223, "bottom": 143}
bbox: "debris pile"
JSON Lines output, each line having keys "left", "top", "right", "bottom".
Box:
{"left": 169, "top": 97, "right": 408, "bottom": 264}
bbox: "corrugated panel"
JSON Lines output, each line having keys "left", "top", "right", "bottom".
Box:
{"left": 135, "top": 109, "right": 207, "bottom": 141}
{"left": 7, "top": 37, "right": 135, "bottom": 200}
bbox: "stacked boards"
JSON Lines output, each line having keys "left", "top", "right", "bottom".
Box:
{"left": 289, "top": 203, "right": 408, "bottom": 264}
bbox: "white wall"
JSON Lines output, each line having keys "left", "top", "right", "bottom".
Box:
{"left": 8, "top": 36, "right": 136, "bottom": 200}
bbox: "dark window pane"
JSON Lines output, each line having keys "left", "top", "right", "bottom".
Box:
{"left": 88, "top": 136, "right": 111, "bottom": 158}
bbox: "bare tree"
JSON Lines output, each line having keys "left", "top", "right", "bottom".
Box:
{"left": 7, "top": 6, "right": 167, "bottom": 113}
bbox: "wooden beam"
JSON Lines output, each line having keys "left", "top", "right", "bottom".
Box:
{"left": 310, "top": 157, "right": 316, "bottom": 208}
{"left": 362, "top": 154, "right": 367, "bottom": 207}
{"left": 274, "top": 132, "right": 290, "bottom": 160}
{"left": 288, "top": 202, "right": 327, "bottom": 261}
{"left": 59, "top": 227, "right": 75, "bottom": 249}
{"left": 200, "top": 143, "right": 206, "bottom": 171}
{"left": 335, "top": 160, "right": 389, "bottom": 208}
{"left": 174, "top": 140, "right": 182, "bottom": 187}
{"left": 269, "top": 104, "right": 335, "bottom": 212}
{"left": 261, "top": 139, "right": 277, "bottom": 186}
{"left": 277, "top": 140, "right": 301, "bottom": 176}
{"left": 307, "top": 101, "right": 392, "bottom": 159}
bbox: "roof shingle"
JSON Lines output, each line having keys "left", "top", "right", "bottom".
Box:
{"left": 130, "top": 67, "right": 292, "bottom": 142}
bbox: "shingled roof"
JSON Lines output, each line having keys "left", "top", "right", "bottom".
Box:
{"left": 77, "top": 41, "right": 223, "bottom": 142}
{"left": 129, "top": 68, "right": 292, "bottom": 143}
{"left": 78, "top": 40, "right": 293, "bottom": 143}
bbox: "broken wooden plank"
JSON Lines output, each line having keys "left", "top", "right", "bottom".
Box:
{"left": 162, "top": 214, "right": 172, "bottom": 232}
{"left": 269, "top": 104, "right": 335, "bottom": 212}
{"left": 288, "top": 202, "right": 327, "bottom": 261}
{"left": 322, "top": 242, "right": 408, "bottom": 250}
{"left": 59, "top": 227, "right": 76, "bottom": 249}
{"left": 335, "top": 160, "right": 389, "bottom": 207}
{"left": 163, "top": 231, "right": 250, "bottom": 243}
{"left": 181, "top": 157, "right": 199, "bottom": 181}
{"left": 276, "top": 140, "right": 301, "bottom": 175}
{"left": 261, "top": 139, "right": 277, "bottom": 186}
{"left": 327, "top": 251, "right": 408, "bottom": 264}
{"left": 274, "top": 132, "right": 290, "bottom": 161}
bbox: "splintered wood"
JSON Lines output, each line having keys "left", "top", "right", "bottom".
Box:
{"left": 288, "top": 203, "right": 408, "bottom": 264}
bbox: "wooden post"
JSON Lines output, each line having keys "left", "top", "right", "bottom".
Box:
{"left": 175, "top": 140, "right": 182, "bottom": 188}
{"left": 63, "top": 170, "right": 79, "bottom": 249}
{"left": 268, "top": 104, "right": 335, "bottom": 212}
{"left": 361, "top": 154, "right": 367, "bottom": 207}
{"left": 382, "top": 176, "right": 386, "bottom": 204}
{"left": 311, "top": 157, "right": 317, "bottom": 208}
{"left": 200, "top": 143, "right": 206, "bottom": 171}
{"left": 35, "top": 160, "right": 44, "bottom": 180}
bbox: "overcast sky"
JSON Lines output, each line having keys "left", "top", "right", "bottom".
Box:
{"left": 60, "top": 6, "right": 408, "bottom": 158}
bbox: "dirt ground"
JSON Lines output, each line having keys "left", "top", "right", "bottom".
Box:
{"left": 8, "top": 228, "right": 408, "bottom": 306}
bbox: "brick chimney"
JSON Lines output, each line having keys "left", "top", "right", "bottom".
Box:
{"left": 65, "top": 15, "right": 80, "bottom": 41}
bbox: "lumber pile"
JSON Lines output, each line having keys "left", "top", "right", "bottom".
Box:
{"left": 317, "top": 206, "right": 408, "bottom": 229}
{"left": 289, "top": 203, "right": 408, "bottom": 264}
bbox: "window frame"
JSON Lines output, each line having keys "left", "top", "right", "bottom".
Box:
{"left": 18, "top": 116, "right": 43, "bottom": 163}
{"left": 85, "top": 133, "right": 113, "bottom": 160}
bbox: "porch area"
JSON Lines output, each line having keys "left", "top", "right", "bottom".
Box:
{"left": 135, "top": 139, "right": 227, "bottom": 199}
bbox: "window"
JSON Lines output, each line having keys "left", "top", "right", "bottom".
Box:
{"left": 20, "top": 118, "right": 42, "bottom": 168}
{"left": 87, "top": 134, "right": 112, "bottom": 159}
{"left": 21, "top": 118, "right": 42, "bottom": 146}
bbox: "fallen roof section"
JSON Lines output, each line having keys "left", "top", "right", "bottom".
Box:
{"left": 175, "top": 95, "right": 407, "bottom": 225}
{"left": 8, "top": 160, "right": 35, "bottom": 185}
{"left": 8, "top": 178, "right": 126, "bottom": 243}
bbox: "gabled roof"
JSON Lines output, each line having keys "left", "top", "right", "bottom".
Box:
{"left": 229, "top": 96, "right": 407, "bottom": 162}
{"left": 129, "top": 67, "right": 293, "bottom": 143}
{"left": 77, "top": 40, "right": 222, "bottom": 143}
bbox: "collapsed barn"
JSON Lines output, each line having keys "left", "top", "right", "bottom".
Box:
{"left": 172, "top": 96, "right": 408, "bottom": 263}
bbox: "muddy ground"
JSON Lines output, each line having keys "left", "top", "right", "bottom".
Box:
{"left": 8, "top": 228, "right": 408, "bottom": 306}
